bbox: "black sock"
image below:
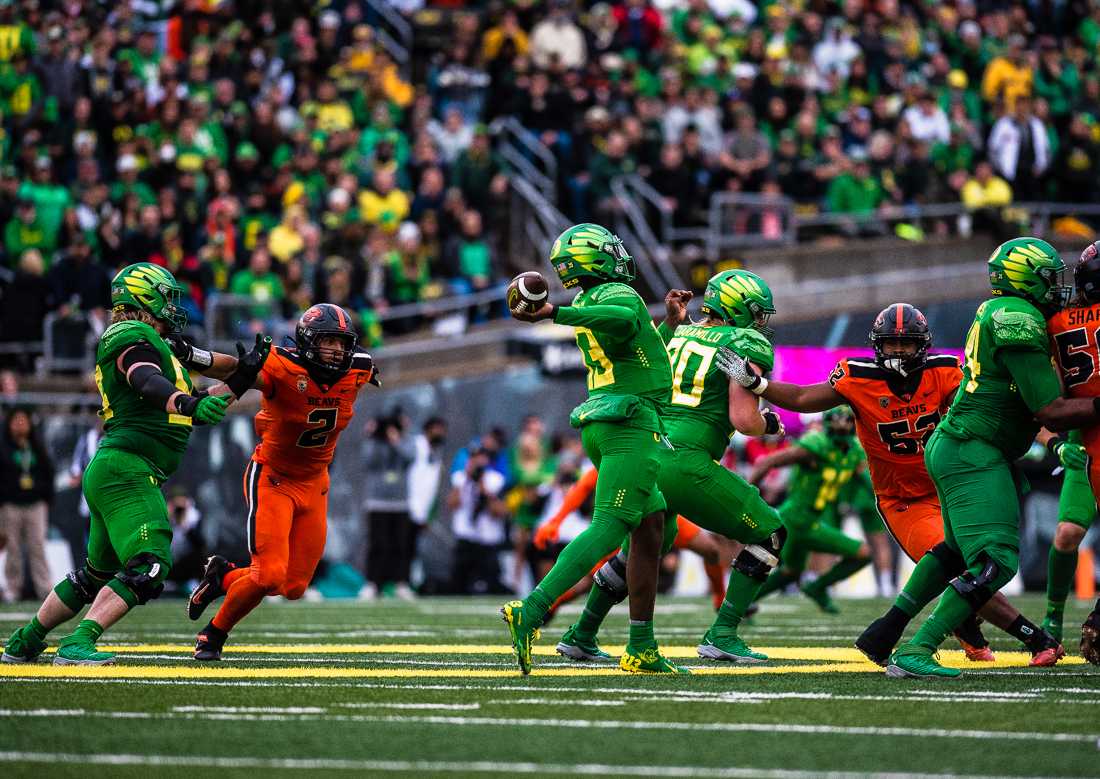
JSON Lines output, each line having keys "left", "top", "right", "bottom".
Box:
{"left": 881, "top": 605, "right": 911, "bottom": 631}
{"left": 953, "top": 613, "right": 989, "bottom": 648}
{"left": 200, "top": 621, "right": 228, "bottom": 645}
{"left": 1006, "top": 615, "right": 1047, "bottom": 651}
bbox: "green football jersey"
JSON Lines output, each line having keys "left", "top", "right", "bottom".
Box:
{"left": 939, "top": 296, "right": 1051, "bottom": 460}
{"left": 781, "top": 430, "right": 865, "bottom": 521}
{"left": 663, "top": 323, "right": 774, "bottom": 459}
{"left": 569, "top": 282, "right": 671, "bottom": 402}
{"left": 94, "top": 320, "right": 194, "bottom": 481}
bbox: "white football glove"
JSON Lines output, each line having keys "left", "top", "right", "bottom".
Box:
{"left": 715, "top": 347, "right": 768, "bottom": 394}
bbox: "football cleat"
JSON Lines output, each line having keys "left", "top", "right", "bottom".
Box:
{"left": 855, "top": 614, "right": 906, "bottom": 667}
{"left": 1029, "top": 632, "right": 1066, "bottom": 667}
{"left": 886, "top": 644, "right": 961, "bottom": 679}
{"left": 556, "top": 626, "right": 613, "bottom": 662}
{"left": 958, "top": 639, "right": 996, "bottom": 663}
{"left": 500, "top": 600, "right": 540, "bottom": 675}
{"left": 53, "top": 636, "right": 115, "bottom": 666}
{"left": 193, "top": 622, "right": 228, "bottom": 661}
{"left": 697, "top": 629, "right": 767, "bottom": 663}
{"left": 620, "top": 645, "right": 691, "bottom": 674}
{"left": 2, "top": 626, "right": 46, "bottom": 663}
{"left": 187, "top": 555, "right": 235, "bottom": 621}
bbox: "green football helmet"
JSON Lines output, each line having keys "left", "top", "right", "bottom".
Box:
{"left": 700, "top": 269, "right": 776, "bottom": 335}
{"left": 822, "top": 406, "right": 856, "bottom": 440}
{"left": 110, "top": 262, "right": 188, "bottom": 331}
{"left": 549, "top": 223, "right": 635, "bottom": 289}
{"left": 988, "top": 237, "right": 1070, "bottom": 311}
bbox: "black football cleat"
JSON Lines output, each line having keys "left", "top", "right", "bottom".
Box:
{"left": 193, "top": 622, "right": 228, "bottom": 662}
{"left": 856, "top": 613, "right": 906, "bottom": 666}
{"left": 187, "top": 555, "right": 235, "bottom": 621}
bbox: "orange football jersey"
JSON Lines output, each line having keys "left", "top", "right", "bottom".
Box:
{"left": 1048, "top": 303, "right": 1100, "bottom": 452}
{"left": 252, "top": 347, "right": 376, "bottom": 479}
{"left": 828, "top": 355, "right": 961, "bottom": 499}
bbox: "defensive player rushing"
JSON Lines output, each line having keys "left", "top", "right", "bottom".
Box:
{"left": 502, "top": 223, "right": 682, "bottom": 675}
{"left": 1041, "top": 241, "right": 1100, "bottom": 643}
{"left": 884, "top": 238, "right": 1100, "bottom": 678}
{"left": 2, "top": 264, "right": 268, "bottom": 665}
{"left": 181, "top": 303, "right": 379, "bottom": 660}
{"left": 747, "top": 407, "right": 872, "bottom": 614}
{"left": 726, "top": 302, "right": 1062, "bottom": 664}
{"left": 547, "top": 270, "right": 789, "bottom": 664}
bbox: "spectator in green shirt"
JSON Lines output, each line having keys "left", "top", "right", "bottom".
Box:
{"left": 18, "top": 157, "right": 70, "bottom": 241}
{"left": 229, "top": 246, "right": 285, "bottom": 326}
{"left": 0, "top": 4, "right": 36, "bottom": 64}
{"left": 826, "top": 154, "right": 884, "bottom": 215}
{"left": 453, "top": 209, "right": 492, "bottom": 293}
{"left": 117, "top": 29, "right": 162, "bottom": 86}
{"left": 452, "top": 126, "right": 509, "bottom": 212}
{"left": 385, "top": 222, "right": 430, "bottom": 306}
{"left": 108, "top": 154, "right": 156, "bottom": 207}
{"left": 0, "top": 52, "right": 42, "bottom": 127}
{"left": 4, "top": 199, "right": 52, "bottom": 264}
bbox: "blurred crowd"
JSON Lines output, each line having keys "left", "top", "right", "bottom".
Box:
{"left": 4, "top": 0, "right": 1100, "bottom": 375}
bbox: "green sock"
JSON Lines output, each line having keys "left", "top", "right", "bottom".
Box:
{"left": 910, "top": 588, "right": 975, "bottom": 650}
{"left": 573, "top": 585, "right": 618, "bottom": 642}
{"left": 28, "top": 616, "right": 49, "bottom": 641}
{"left": 712, "top": 570, "right": 760, "bottom": 633}
{"left": 803, "top": 557, "right": 870, "bottom": 595}
{"left": 628, "top": 619, "right": 655, "bottom": 648}
{"left": 1046, "top": 546, "right": 1077, "bottom": 620}
{"left": 894, "top": 553, "right": 949, "bottom": 618}
{"left": 71, "top": 619, "right": 104, "bottom": 644}
{"left": 525, "top": 517, "right": 629, "bottom": 620}
{"left": 755, "top": 569, "right": 796, "bottom": 600}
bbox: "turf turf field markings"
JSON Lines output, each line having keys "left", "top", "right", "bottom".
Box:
{"left": 336, "top": 702, "right": 481, "bottom": 710}
{"left": 0, "top": 752, "right": 1081, "bottom": 779}
{"left": 2, "top": 709, "right": 1096, "bottom": 747}
{"left": 172, "top": 706, "right": 328, "bottom": 714}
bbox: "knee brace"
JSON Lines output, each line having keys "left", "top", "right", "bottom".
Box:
{"left": 109, "top": 552, "right": 169, "bottom": 606}
{"left": 54, "top": 564, "right": 113, "bottom": 611}
{"left": 928, "top": 542, "right": 966, "bottom": 577}
{"left": 593, "top": 551, "right": 628, "bottom": 605}
{"left": 733, "top": 526, "right": 787, "bottom": 582}
{"left": 949, "top": 554, "right": 1005, "bottom": 611}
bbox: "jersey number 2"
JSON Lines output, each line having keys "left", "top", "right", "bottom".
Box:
{"left": 297, "top": 408, "right": 338, "bottom": 448}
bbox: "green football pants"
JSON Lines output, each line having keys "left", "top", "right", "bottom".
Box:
{"left": 1058, "top": 464, "right": 1097, "bottom": 530}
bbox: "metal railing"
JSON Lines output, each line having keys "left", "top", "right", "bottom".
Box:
{"left": 506, "top": 174, "right": 571, "bottom": 285}
{"left": 41, "top": 312, "right": 95, "bottom": 374}
{"left": 490, "top": 117, "right": 558, "bottom": 202}
{"left": 610, "top": 177, "right": 686, "bottom": 298}
{"left": 364, "top": 0, "right": 412, "bottom": 70}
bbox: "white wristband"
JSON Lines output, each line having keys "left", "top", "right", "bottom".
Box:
{"left": 751, "top": 376, "right": 769, "bottom": 396}
{"left": 191, "top": 347, "right": 214, "bottom": 369}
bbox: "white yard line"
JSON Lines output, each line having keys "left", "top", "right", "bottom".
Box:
{"left": 0, "top": 751, "right": 1080, "bottom": 779}
{"left": 0, "top": 708, "right": 1093, "bottom": 744}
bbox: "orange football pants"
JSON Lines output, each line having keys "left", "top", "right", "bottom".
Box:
{"left": 673, "top": 515, "right": 701, "bottom": 548}
{"left": 875, "top": 493, "right": 944, "bottom": 563}
{"left": 210, "top": 460, "right": 329, "bottom": 633}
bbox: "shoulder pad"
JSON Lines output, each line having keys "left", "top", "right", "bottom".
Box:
{"left": 990, "top": 306, "right": 1047, "bottom": 350}
{"left": 842, "top": 358, "right": 887, "bottom": 380}
{"left": 589, "top": 282, "right": 641, "bottom": 305}
{"left": 730, "top": 328, "right": 774, "bottom": 371}
{"left": 98, "top": 320, "right": 160, "bottom": 358}
{"left": 924, "top": 354, "right": 960, "bottom": 371}
{"left": 350, "top": 351, "right": 374, "bottom": 372}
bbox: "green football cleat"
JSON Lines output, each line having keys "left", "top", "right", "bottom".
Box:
{"left": 500, "top": 600, "right": 540, "bottom": 675}
{"left": 556, "top": 626, "right": 613, "bottom": 662}
{"left": 801, "top": 585, "right": 839, "bottom": 614}
{"left": 53, "top": 636, "right": 116, "bottom": 666}
{"left": 1, "top": 626, "right": 46, "bottom": 663}
{"left": 1041, "top": 615, "right": 1063, "bottom": 645}
{"left": 696, "top": 629, "right": 768, "bottom": 663}
{"left": 886, "top": 644, "right": 960, "bottom": 679}
{"left": 620, "top": 645, "right": 691, "bottom": 674}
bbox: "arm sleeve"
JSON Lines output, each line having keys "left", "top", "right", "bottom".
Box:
{"left": 553, "top": 303, "right": 641, "bottom": 341}
{"left": 120, "top": 343, "right": 197, "bottom": 415}
{"left": 546, "top": 468, "right": 597, "bottom": 526}
{"left": 1002, "top": 349, "right": 1063, "bottom": 413}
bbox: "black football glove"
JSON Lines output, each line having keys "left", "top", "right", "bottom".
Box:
{"left": 1082, "top": 607, "right": 1100, "bottom": 666}
{"left": 164, "top": 333, "right": 213, "bottom": 370}
{"left": 225, "top": 333, "right": 272, "bottom": 398}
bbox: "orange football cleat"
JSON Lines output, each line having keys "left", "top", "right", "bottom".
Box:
{"left": 1029, "top": 644, "right": 1066, "bottom": 667}
{"left": 958, "top": 640, "right": 996, "bottom": 662}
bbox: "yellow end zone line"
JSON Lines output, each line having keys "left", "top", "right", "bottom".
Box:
{"left": 0, "top": 662, "right": 955, "bottom": 678}
{"left": 76, "top": 644, "right": 1062, "bottom": 666}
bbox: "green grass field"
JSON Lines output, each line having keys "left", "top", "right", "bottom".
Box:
{"left": 1, "top": 594, "right": 1098, "bottom": 778}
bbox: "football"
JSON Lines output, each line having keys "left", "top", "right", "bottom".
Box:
{"left": 507, "top": 271, "right": 549, "bottom": 313}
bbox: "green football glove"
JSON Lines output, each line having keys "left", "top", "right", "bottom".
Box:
{"left": 1049, "top": 438, "right": 1088, "bottom": 470}
{"left": 192, "top": 394, "right": 229, "bottom": 425}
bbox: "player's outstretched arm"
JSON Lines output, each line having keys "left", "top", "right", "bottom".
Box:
{"left": 1036, "top": 427, "right": 1088, "bottom": 470}
{"left": 164, "top": 334, "right": 238, "bottom": 380}
{"left": 748, "top": 444, "right": 813, "bottom": 486}
{"left": 729, "top": 369, "right": 784, "bottom": 437}
{"left": 116, "top": 343, "right": 229, "bottom": 425}
{"left": 716, "top": 347, "right": 843, "bottom": 412}
{"left": 1004, "top": 349, "right": 1100, "bottom": 431}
